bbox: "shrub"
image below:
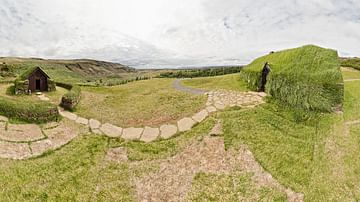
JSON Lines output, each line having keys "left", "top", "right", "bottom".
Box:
{"left": 57, "top": 82, "right": 81, "bottom": 110}
{"left": 0, "top": 96, "right": 59, "bottom": 123}
{"left": 240, "top": 45, "right": 343, "bottom": 112}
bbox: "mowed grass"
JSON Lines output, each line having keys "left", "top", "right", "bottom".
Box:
{"left": 76, "top": 78, "right": 207, "bottom": 127}
{"left": 342, "top": 67, "right": 360, "bottom": 80}
{"left": 181, "top": 73, "right": 248, "bottom": 91}
{"left": 343, "top": 80, "right": 360, "bottom": 121}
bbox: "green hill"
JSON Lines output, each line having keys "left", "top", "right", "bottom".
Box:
{"left": 340, "top": 57, "right": 360, "bottom": 70}
{"left": 240, "top": 45, "right": 343, "bottom": 112}
{"left": 0, "top": 57, "right": 136, "bottom": 84}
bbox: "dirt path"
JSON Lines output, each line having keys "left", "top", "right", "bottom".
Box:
{"left": 132, "top": 123, "right": 303, "bottom": 202}
{"left": 344, "top": 79, "right": 360, "bottom": 82}
{"left": 172, "top": 79, "right": 208, "bottom": 95}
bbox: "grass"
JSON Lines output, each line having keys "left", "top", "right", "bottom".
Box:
{"left": 0, "top": 83, "right": 66, "bottom": 105}
{"left": 76, "top": 78, "right": 207, "bottom": 127}
{"left": 343, "top": 80, "right": 360, "bottom": 121}
{"left": 0, "top": 135, "right": 135, "bottom": 201}
{"left": 0, "top": 117, "right": 216, "bottom": 201}
{"left": 341, "top": 67, "right": 360, "bottom": 80}
{"left": 220, "top": 104, "right": 317, "bottom": 192}
{"left": 181, "top": 73, "right": 249, "bottom": 91}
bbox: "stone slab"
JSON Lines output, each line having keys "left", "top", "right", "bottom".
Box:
{"left": 122, "top": 127, "right": 144, "bottom": 140}
{"left": 192, "top": 110, "right": 209, "bottom": 123}
{"left": 177, "top": 117, "right": 196, "bottom": 132}
{"left": 60, "top": 111, "right": 78, "bottom": 121}
{"left": 44, "top": 124, "right": 77, "bottom": 149}
{"left": 0, "top": 124, "right": 44, "bottom": 142}
{"left": 0, "top": 141, "right": 32, "bottom": 160}
{"left": 160, "top": 124, "right": 178, "bottom": 139}
{"left": 89, "top": 119, "right": 101, "bottom": 129}
{"left": 206, "top": 106, "right": 217, "bottom": 113}
{"left": 140, "top": 127, "right": 159, "bottom": 143}
{"left": 30, "top": 139, "right": 53, "bottom": 156}
{"left": 76, "top": 117, "right": 89, "bottom": 125}
{"left": 100, "top": 123, "right": 123, "bottom": 138}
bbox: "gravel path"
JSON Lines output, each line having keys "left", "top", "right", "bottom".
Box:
{"left": 172, "top": 79, "right": 208, "bottom": 95}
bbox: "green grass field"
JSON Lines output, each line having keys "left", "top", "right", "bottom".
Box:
{"left": 76, "top": 78, "right": 207, "bottom": 127}
{"left": 181, "top": 73, "right": 248, "bottom": 91}
{"left": 341, "top": 57, "right": 360, "bottom": 70}
{"left": 0, "top": 55, "right": 360, "bottom": 201}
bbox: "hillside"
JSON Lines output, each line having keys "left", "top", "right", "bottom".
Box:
{"left": 0, "top": 57, "right": 136, "bottom": 83}
{"left": 240, "top": 45, "right": 343, "bottom": 111}
{"left": 340, "top": 57, "right": 360, "bottom": 70}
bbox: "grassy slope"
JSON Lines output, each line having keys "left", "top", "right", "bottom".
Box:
{"left": 181, "top": 73, "right": 248, "bottom": 91}
{"left": 341, "top": 57, "right": 360, "bottom": 70}
{"left": 241, "top": 45, "right": 343, "bottom": 111}
{"left": 76, "top": 78, "right": 207, "bottom": 127}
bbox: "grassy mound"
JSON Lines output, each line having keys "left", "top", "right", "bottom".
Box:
{"left": 0, "top": 96, "right": 59, "bottom": 123}
{"left": 240, "top": 45, "right": 343, "bottom": 112}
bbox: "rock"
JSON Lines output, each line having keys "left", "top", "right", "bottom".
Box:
{"left": 60, "top": 111, "right": 78, "bottom": 121}
{"left": 89, "top": 119, "right": 101, "bottom": 129}
{"left": 177, "top": 118, "right": 196, "bottom": 132}
{"left": 140, "top": 127, "right": 159, "bottom": 143}
{"left": 100, "top": 123, "right": 123, "bottom": 138}
{"left": 160, "top": 124, "right": 178, "bottom": 139}
{"left": 192, "top": 110, "right": 209, "bottom": 123}
{"left": 0, "top": 115, "right": 8, "bottom": 122}
{"left": 122, "top": 127, "right": 144, "bottom": 140}
{"left": 206, "top": 106, "right": 217, "bottom": 113}
{"left": 75, "top": 117, "right": 89, "bottom": 125}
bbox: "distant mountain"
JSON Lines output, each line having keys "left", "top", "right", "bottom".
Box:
{"left": 0, "top": 57, "right": 136, "bottom": 83}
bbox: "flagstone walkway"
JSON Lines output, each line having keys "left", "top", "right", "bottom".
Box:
{"left": 0, "top": 118, "right": 83, "bottom": 160}
{"left": 59, "top": 88, "right": 266, "bottom": 143}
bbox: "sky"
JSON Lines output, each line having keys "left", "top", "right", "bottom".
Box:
{"left": 0, "top": 0, "right": 359, "bottom": 68}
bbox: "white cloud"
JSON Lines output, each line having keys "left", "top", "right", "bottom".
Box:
{"left": 0, "top": 0, "right": 359, "bottom": 68}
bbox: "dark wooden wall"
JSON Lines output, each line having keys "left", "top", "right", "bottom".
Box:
{"left": 28, "top": 69, "right": 48, "bottom": 92}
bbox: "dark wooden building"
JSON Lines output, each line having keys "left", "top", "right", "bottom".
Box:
{"left": 15, "top": 66, "right": 56, "bottom": 94}
{"left": 28, "top": 67, "right": 50, "bottom": 92}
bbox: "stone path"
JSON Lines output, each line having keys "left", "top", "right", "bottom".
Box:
{"left": 173, "top": 79, "right": 208, "bottom": 95}
{"left": 0, "top": 116, "right": 81, "bottom": 160}
{"left": 59, "top": 89, "right": 266, "bottom": 143}
{"left": 133, "top": 129, "right": 303, "bottom": 201}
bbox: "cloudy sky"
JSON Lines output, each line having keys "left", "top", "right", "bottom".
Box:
{"left": 0, "top": 0, "right": 359, "bottom": 68}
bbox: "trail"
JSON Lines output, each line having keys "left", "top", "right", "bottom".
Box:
{"left": 172, "top": 79, "right": 208, "bottom": 95}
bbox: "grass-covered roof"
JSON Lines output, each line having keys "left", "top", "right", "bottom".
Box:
{"left": 241, "top": 45, "right": 343, "bottom": 112}
{"left": 17, "top": 66, "right": 50, "bottom": 81}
